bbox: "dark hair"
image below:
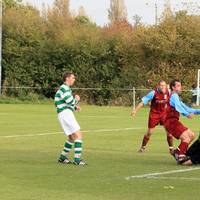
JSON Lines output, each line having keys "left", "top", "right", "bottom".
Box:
{"left": 63, "top": 72, "right": 74, "bottom": 82}
{"left": 170, "top": 79, "right": 181, "bottom": 90}
{"left": 192, "top": 83, "right": 196, "bottom": 90}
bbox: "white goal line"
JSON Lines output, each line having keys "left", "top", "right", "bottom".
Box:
{"left": 125, "top": 167, "right": 200, "bottom": 180}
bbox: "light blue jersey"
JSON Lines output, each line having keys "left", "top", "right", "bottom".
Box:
{"left": 142, "top": 91, "right": 155, "bottom": 105}
{"left": 170, "top": 93, "right": 200, "bottom": 117}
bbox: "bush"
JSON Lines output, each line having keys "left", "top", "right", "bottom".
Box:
{"left": 2, "top": 1, "right": 200, "bottom": 105}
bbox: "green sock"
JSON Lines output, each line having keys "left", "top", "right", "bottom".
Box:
{"left": 74, "top": 140, "right": 82, "bottom": 162}
{"left": 59, "top": 141, "right": 73, "bottom": 161}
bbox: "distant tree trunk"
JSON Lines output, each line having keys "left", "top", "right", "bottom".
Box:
{"left": 163, "top": 0, "right": 173, "bottom": 19}
{"left": 78, "top": 6, "right": 87, "bottom": 17}
{"left": 46, "top": 0, "right": 72, "bottom": 32}
{"left": 53, "top": 0, "right": 70, "bottom": 19}
{"left": 108, "top": 0, "right": 127, "bottom": 23}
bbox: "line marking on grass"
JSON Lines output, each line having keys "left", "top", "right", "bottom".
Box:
{"left": 0, "top": 127, "right": 144, "bottom": 139}
{"left": 125, "top": 167, "right": 200, "bottom": 180}
{"left": 82, "top": 115, "right": 123, "bottom": 118}
{"left": 146, "top": 176, "right": 200, "bottom": 181}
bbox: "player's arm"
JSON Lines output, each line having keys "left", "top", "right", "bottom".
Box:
{"left": 180, "top": 101, "right": 200, "bottom": 115}
{"left": 74, "top": 94, "right": 80, "bottom": 104}
{"left": 131, "top": 90, "right": 155, "bottom": 117}
{"left": 131, "top": 102, "right": 144, "bottom": 116}
{"left": 74, "top": 95, "right": 81, "bottom": 111}
{"left": 62, "top": 92, "right": 80, "bottom": 108}
{"left": 170, "top": 93, "right": 192, "bottom": 118}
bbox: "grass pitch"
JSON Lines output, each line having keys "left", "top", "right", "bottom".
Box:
{"left": 0, "top": 104, "right": 200, "bottom": 200}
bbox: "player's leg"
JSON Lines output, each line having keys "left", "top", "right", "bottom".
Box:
{"left": 161, "top": 116, "right": 174, "bottom": 154}
{"left": 138, "top": 113, "right": 160, "bottom": 152}
{"left": 57, "top": 111, "right": 75, "bottom": 164}
{"left": 58, "top": 136, "right": 74, "bottom": 164}
{"left": 184, "top": 137, "right": 200, "bottom": 165}
{"left": 174, "top": 129, "right": 195, "bottom": 164}
{"left": 138, "top": 128, "right": 154, "bottom": 152}
{"left": 181, "top": 159, "right": 193, "bottom": 166}
{"left": 164, "top": 119, "right": 194, "bottom": 164}
{"left": 178, "top": 129, "right": 195, "bottom": 156}
{"left": 186, "top": 136, "right": 200, "bottom": 157}
{"left": 166, "top": 132, "right": 174, "bottom": 154}
{"left": 57, "top": 109, "right": 85, "bottom": 165}
{"left": 71, "top": 131, "right": 87, "bottom": 165}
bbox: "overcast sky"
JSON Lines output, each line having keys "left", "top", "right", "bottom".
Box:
{"left": 23, "top": 0, "right": 200, "bottom": 26}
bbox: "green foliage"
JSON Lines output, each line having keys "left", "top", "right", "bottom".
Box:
{"left": 2, "top": 1, "right": 200, "bottom": 105}
{"left": 3, "top": 0, "right": 22, "bottom": 9}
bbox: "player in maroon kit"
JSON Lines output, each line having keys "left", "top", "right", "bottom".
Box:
{"left": 131, "top": 80, "right": 174, "bottom": 153}
{"left": 164, "top": 79, "right": 200, "bottom": 164}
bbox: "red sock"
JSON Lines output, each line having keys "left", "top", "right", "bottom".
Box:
{"left": 142, "top": 135, "right": 150, "bottom": 147}
{"left": 177, "top": 142, "right": 189, "bottom": 155}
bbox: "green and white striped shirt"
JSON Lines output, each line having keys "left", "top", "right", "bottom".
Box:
{"left": 54, "top": 84, "right": 78, "bottom": 113}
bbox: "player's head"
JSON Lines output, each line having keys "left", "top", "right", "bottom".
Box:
{"left": 63, "top": 72, "right": 76, "bottom": 86}
{"left": 157, "top": 80, "right": 167, "bottom": 93}
{"left": 170, "top": 79, "right": 182, "bottom": 94}
{"left": 192, "top": 83, "right": 196, "bottom": 90}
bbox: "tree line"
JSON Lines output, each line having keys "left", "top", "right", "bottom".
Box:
{"left": 2, "top": 0, "right": 200, "bottom": 104}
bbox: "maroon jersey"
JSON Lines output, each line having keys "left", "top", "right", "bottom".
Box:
{"left": 147, "top": 89, "right": 170, "bottom": 128}
{"left": 150, "top": 89, "right": 170, "bottom": 114}
{"left": 165, "top": 95, "right": 180, "bottom": 120}
{"left": 164, "top": 94, "right": 188, "bottom": 139}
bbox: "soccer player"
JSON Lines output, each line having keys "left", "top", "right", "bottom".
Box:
{"left": 131, "top": 80, "right": 174, "bottom": 153}
{"left": 164, "top": 79, "right": 200, "bottom": 164}
{"left": 182, "top": 135, "right": 200, "bottom": 165}
{"left": 54, "top": 72, "right": 87, "bottom": 166}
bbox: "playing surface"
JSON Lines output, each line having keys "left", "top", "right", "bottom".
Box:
{"left": 1, "top": 104, "right": 200, "bottom": 200}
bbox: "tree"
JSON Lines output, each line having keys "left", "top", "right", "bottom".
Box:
{"left": 75, "top": 6, "right": 94, "bottom": 26}
{"left": 3, "top": 0, "right": 22, "bottom": 9}
{"left": 108, "top": 0, "right": 127, "bottom": 23}
{"left": 133, "top": 14, "right": 142, "bottom": 27}
{"left": 53, "top": 0, "right": 70, "bottom": 19}
{"left": 46, "top": 0, "right": 72, "bottom": 38}
{"left": 2, "top": 0, "right": 200, "bottom": 105}
{"left": 47, "top": 0, "right": 71, "bottom": 27}
{"left": 163, "top": 0, "right": 173, "bottom": 19}
{"left": 78, "top": 6, "right": 87, "bottom": 17}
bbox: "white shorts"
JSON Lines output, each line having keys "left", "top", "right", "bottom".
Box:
{"left": 58, "top": 109, "right": 80, "bottom": 136}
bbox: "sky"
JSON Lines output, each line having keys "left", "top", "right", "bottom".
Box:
{"left": 23, "top": 0, "right": 200, "bottom": 26}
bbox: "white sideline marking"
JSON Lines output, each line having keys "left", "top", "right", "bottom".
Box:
{"left": 148, "top": 176, "right": 200, "bottom": 181}
{"left": 0, "top": 127, "right": 143, "bottom": 139}
{"left": 126, "top": 167, "right": 200, "bottom": 180}
{"left": 83, "top": 115, "right": 122, "bottom": 118}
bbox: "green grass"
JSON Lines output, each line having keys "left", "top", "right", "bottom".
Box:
{"left": 0, "top": 96, "right": 53, "bottom": 104}
{"left": 0, "top": 104, "right": 200, "bottom": 200}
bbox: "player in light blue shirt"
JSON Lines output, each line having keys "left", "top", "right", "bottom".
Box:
{"left": 165, "top": 79, "right": 200, "bottom": 164}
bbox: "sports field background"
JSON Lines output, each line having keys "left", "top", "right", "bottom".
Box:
{"left": 0, "top": 103, "right": 200, "bottom": 200}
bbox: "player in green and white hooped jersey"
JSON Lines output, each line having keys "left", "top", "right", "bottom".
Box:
{"left": 55, "top": 72, "right": 86, "bottom": 166}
